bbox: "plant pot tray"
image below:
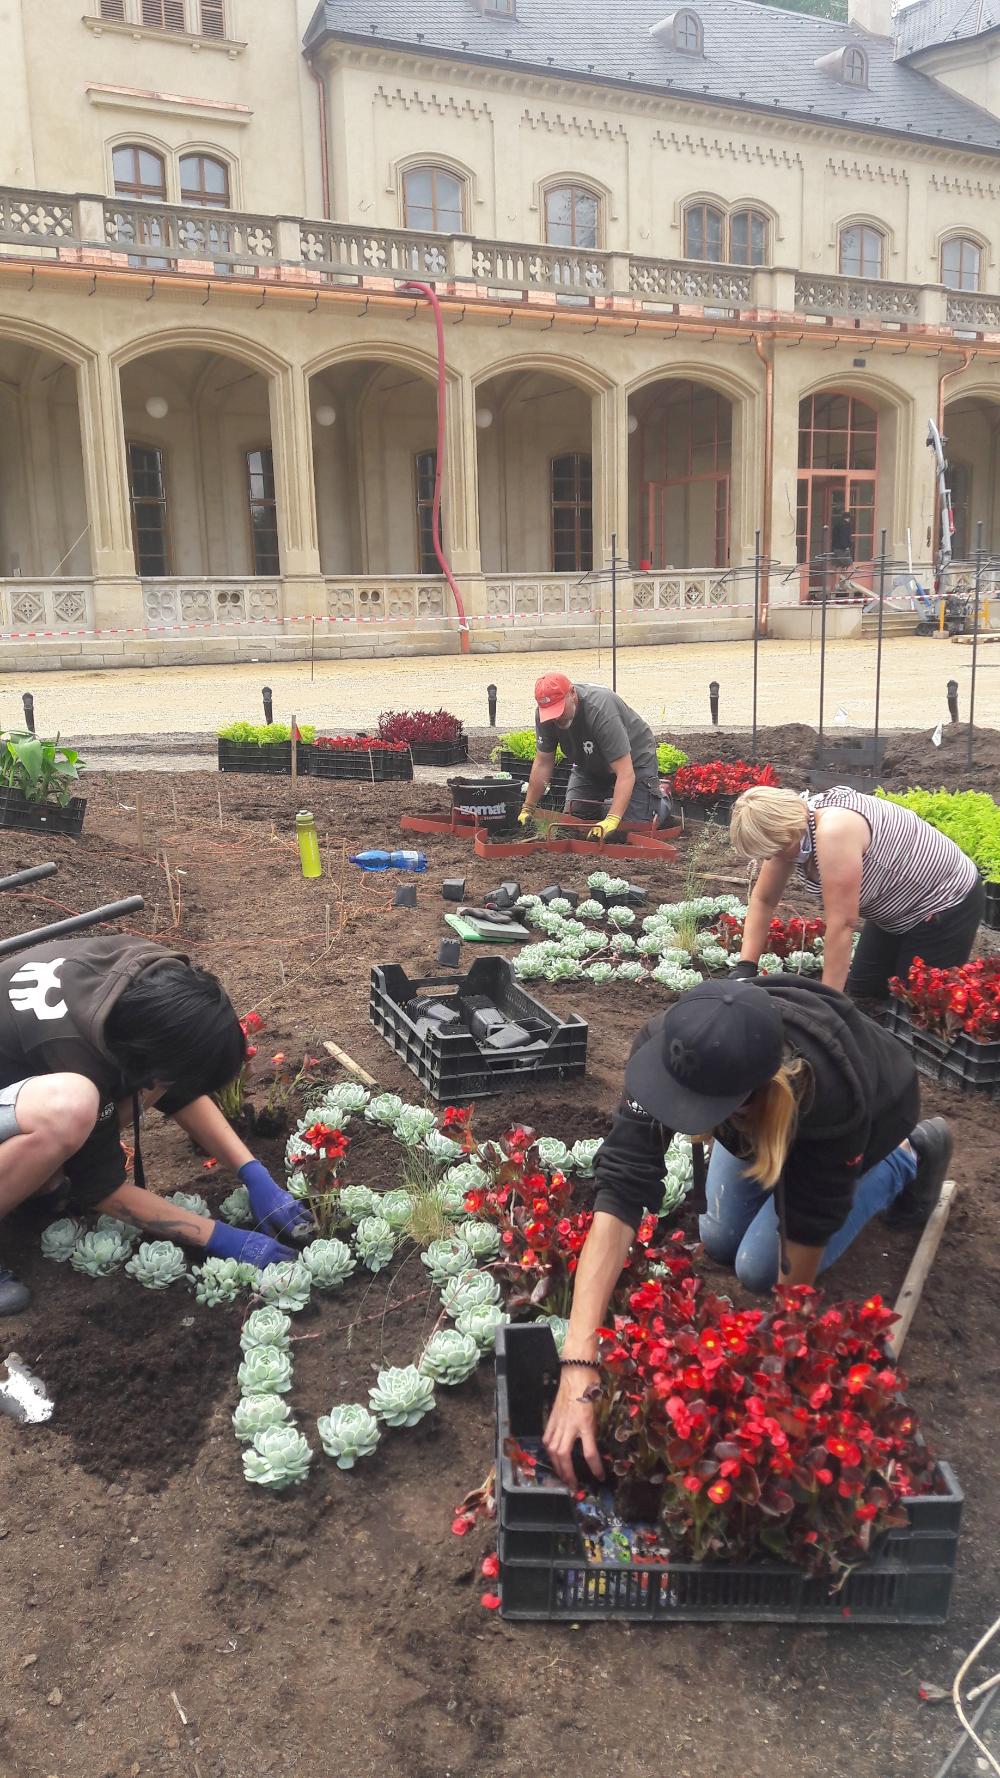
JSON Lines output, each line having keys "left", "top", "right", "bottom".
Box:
{"left": 984, "top": 881, "right": 1000, "bottom": 931}
{"left": 677, "top": 795, "right": 737, "bottom": 825}
{"left": 358, "top": 732, "right": 468, "bottom": 767}
{"left": 304, "top": 746, "right": 412, "bottom": 782}
{"left": 0, "top": 790, "right": 87, "bottom": 836}
{"left": 495, "top": 1322, "right": 962, "bottom": 1625}
{"left": 217, "top": 740, "right": 295, "bottom": 776}
{"left": 886, "top": 998, "right": 1000, "bottom": 1097}
{"left": 369, "top": 956, "right": 587, "bottom": 1102}
{"left": 498, "top": 751, "right": 572, "bottom": 799}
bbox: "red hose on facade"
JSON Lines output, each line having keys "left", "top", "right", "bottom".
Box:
{"left": 400, "top": 280, "right": 471, "bottom": 653}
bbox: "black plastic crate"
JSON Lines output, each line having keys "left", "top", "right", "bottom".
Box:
{"left": 886, "top": 997, "right": 1000, "bottom": 1097}
{"left": 217, "top": 740, "right": 294, "bottom": 776}
{"left": 984, "top": 881, "right": 1000, "bottom": 930}
{"left": 0, "top": 790, "right": 87, "bottom": 836}
{"left": 304, "top": 745, "right": 412, "bottom": 783}
{"left": 369, "top": 956, "right": 587, "bottom": 1102}
{"left": 358, "top": 732, "right": 468, "bottom": 767}
{"left": 494, "top": 1322, "right": 962, "bottom": 1624}
{"left": 677, "top": 795, "right": 737, "bottom": 825}
{"left": 498, "top": 751, "right": 572, "bottom": 801}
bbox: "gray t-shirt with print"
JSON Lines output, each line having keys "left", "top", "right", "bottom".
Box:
{"left": 536, "top": 683, "right": 659, "bottom": 786}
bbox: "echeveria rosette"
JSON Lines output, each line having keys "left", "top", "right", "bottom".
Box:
{"left": 421, "top": 1237, "right": 476, "bottom": 1286}
{"left": 165, "top": 1190, "right": 212, "bottom": 1220}
{"left": 237, "top": 1343, "right": 294, "bottom": 1397}
{"left": 40, "top": 1217, "right": 85, "bottom": 1263}
{"left": 257, "top": 1260, "right": 313, "bottom": 1312}
{"left": 232, "top": 1393, "right": 292, "bottom": 1442}
{"left": 354, "top": 1215, "right": 395, "bottom": 1274}
{"left": 69, "top": 1228, "right": 132, "bottom": 1277}
{"left": 512, "top": 945, "right": 555, "bottom": 983}
{"left": 191, "top": 1256, "right": 247, "bottom": 1306}
{"left": 569, "top": 1137, "right": 604, "bottom": 1178}
{"left": 442, "top": 1159, "right": 490, "bottom": 1197}
{"left": 242, "top": 1425, "right": 313, "bottom": 1491}
{"left": 546, "top": 1315, "right": 570, "bottom": 1355}
{"left": 240, "top": 1306, "right": 292, "bottom": 1352}
{"left": 316, "top": 1403, "right": 381, "bottom": 1469}
{"left": 535, "top": 1137, "right": 571, "bottom": 1172}
{"left": 430, "top": 1177, "right": 468, "bottom": 1218}
{"left": 576, "top": 898, "right": 605, "bottom": 921}
{"left": 286, "top": 1171, "right": 310, "bottom": 1202}
{"left": 607, "top": 906, "right": 636, "bottom": 930}
{"left": 339, "top": 1184, "right": 377, "bottom": 1225}
{"left": 319, "top": 1081, "right": 370, "bottom": 1114}
{"left": 614, "top": 961, "right": 647, "bottom": 983}
{"left": 455, "top": 1303, "right": 510, "bottom": 1351}
{"left": 125, "top": 1240, "right": 188, "bottom": 1289}
{"left": 392, "top": 1106, "right": 437, "bottom": 1148}
{"left": 651, "top": 961, "right": 702, "bottom": 992}
{"left": 218, "top": 1184, "right": 254, "bottom": 1226}
{"left": 377, "top": 1189, "right": 414, "bottom": 1232}
{"left": 301, "top": 1237, "right": 355, "bottom": 1291}
{"left": 364, "top": 1092, "right": 404, "bottom": 1128}
{"left": 542, "top": 955, "right": 584, "bottom": 984}
{"left": 461, "top": 1219, "right": 501, "bottom": 1263}
{"left": 419, "top": 1328, "right": 481, "bottom": 1386}
{"left": 440, "top": 1269, "right": 502, "bottom": 1319}
{"left": 95, "top": 1212, "right": 140, "bottom": 1247}
{"left": 423, "top": 1129, "right": 464, "bottom": 1165}
{"left": 585, "top": 962, "right": 615, "bottom": 985}
{"left": 660, "top": 1134, "right": 695, "bottom": 1217}
{"left": 369, "top": 1364, "right": 436, "bottom": 1428}
{"left": 547, "top": 896, "right": 574, "bottom": 916}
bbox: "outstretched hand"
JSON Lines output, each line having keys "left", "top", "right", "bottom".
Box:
{"left": 239, "top": 1159, "right": 313, "bottom": 1239}
{"left": 543, "top": 1369, "right": 604, "bottom": 1489}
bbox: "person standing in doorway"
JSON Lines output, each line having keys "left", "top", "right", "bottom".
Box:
{"left": 518, "top": 672, "right": 664, "bottom": 840}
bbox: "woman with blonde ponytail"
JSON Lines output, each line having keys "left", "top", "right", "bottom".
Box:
{"left": 544, "top": 976, "right": 954, "bottom": 1490}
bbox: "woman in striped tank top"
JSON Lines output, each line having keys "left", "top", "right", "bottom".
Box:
{"left": 729, "top": 785, "right": 984, "bottom": 997}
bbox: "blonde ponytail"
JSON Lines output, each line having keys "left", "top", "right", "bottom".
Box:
{"left": 727, "top": 1053, "right": 811, "bottom": 1189}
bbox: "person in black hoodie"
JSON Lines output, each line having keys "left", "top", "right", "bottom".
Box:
{"left": 544, "top": 975, "right": 953, "bottom": 1488}
{"left": 0, "top": 935, "right": 311, "bottom": 1315}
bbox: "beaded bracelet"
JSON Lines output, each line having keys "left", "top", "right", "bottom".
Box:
{"left": 559, "top": 1357, "right": 600, "bottom": 1370}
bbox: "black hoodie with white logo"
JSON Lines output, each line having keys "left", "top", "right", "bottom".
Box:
{"left": 594, "top": 976, "right": 920, "bottom": 1248}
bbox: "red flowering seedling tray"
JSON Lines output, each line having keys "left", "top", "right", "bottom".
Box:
{"left": 885, "top": 999, "right": 1000, "bottom": 1098}
{"left": 302, "top": 745, "right": 413, "bottom": 783}
{"left": 495, "top": 1324, "right": 963, "bottom": 1625}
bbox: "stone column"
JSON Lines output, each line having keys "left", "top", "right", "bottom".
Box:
{"left": 269, "top": 364, "right": 326, "bottom": 619}
{"left": 592, "top": 383, "right": 632, "bottom": 619}
{"left": 77, "top": 353, "right": 142, "bottom": 629}
{"left": 444, "top": 370, "right": 485, "bottom": 627}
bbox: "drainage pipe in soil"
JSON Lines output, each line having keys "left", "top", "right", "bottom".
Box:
{"left": 0, "top": 896, "right": 145, "bottom": 959}
{"left": 0, "top": 862, "right": 57, "bottom": 892}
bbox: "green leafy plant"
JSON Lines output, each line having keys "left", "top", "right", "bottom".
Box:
{"left": 40, "top": 1217, "right": 84, "bottom": 1262}
{"left": 656, "top": 742, "right": 689, "bottom": 776}
{"left": 369, "top": 1365, "right": 436, "bottom": 1428}
{"left": 69, "top": 1229, "right": 131, "bottom": 1277}
{"left": 125, "top": 1240, "right": 188, "bottom": 1289}
{"left": 301, "top": 1237, "right": 355, "bottom": 1291}
{"left": 190, "top": 1256, "right": 251, "bottom": 1306}
{"left": 316, "top": 1403, "right": 381, "bottom": 1468}
{"left": 419, "top": 1329, "right": 481, "bottom": 1387}
{"left": 240, "top": 1307, "right": 292, "bottom": 1352}
{"left": 218, "top": 1184, "right": 253, "bottom": 1226}
{"left": 237, "top": 1344, "right": 294, "bottom": 1396}
{"left": 0, "top": 731, "right": 85, "bottom": 807}
{"left": 242, "top": 1424, "right": 313, "bottom": 1490}
{"left": 421, "top": 1236, "right": 476, "bottom": 1286}
{"left": 217, "top": 721, "right": 316, "bottom": 745}
{"left": 455, "top": 1302, "right": 510, "bottom": 1350}
{"left": 232, "top": 1393, "right": 292, "bottom": 1441}
{"left": 257, "top": 1260, "right": 313, "bottom": 1312}
{"left": 492, "top": 728, "right": 566, "bottom": 764}
{"left": 879, "top": 787, "right": 1000, "bottom": 885}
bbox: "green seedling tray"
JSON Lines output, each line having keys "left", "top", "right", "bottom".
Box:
{"left": 444, "top": 911, "right": 529, "bottom": 943}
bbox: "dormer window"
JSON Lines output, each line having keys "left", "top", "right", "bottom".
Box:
{"left": 481, "top": 0, "right": 516, "bottom": 14}
{"left": 650, "top": 10, "right": 704, "bottom": 54}
{"left": 815, "top": 44, "right": 869, "bottom": 86}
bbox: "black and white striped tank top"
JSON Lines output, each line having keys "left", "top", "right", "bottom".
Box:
{"left": 797, "top": 787, "right": 978, "bottom": 932}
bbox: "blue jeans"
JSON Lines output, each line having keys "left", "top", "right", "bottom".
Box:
{"left": 698, "top": 1140, "right": 917, "bottom": 1295}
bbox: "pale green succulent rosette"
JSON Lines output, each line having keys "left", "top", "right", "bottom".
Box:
{"left": 301, "top": 1237, "right": 355, "bottom": 1290}
{"left": 418, "top": 1329, "right": 481, "bottom": 1386}
{"left": 164, "top": 1190, "right": 212, "bottom": 1220}
{"left": 455, "top": 1303, "right": 510, "bottom": 1351}
{"left": 240, "top": 1307, "right": 292, "bottom": 1352}
{"left": 232, "top": 1393, "right": 292, "bottom": 1441}
{"left": 242, "top": 1425, "right": 313, "bottom": 1490}
{"left": 354, "top": 1215, "right": 395, "bottom": 1274}
{"left": 125, "top": 1240, "right": 188, "bottom": 1289}
{"left": 237, "top": 1344, "right": 294, "bottom": 1396}
{"left": 40, "top": 1217, "right": 85, "bottom": 1263}
{"left": 421, "top": 1237, "right": 476, "bottom": 1286}
{"left": 69, "top": 1229, "right": 131, "bottom": 1277}
{"left": 368, "top": 1364, "right": 436, "bottom": 1428}
{"left": 218, "top": 1184, "right": 254, "bottom": 1225}
{"left": 191, "top": 1257, "right": 247, "bottom": 1307}
{"left": 316, "top": 1403, "right": 381, "bottom": 1468}
{"left": 257, "top": 1260, "right": 313, "bottom": 1312}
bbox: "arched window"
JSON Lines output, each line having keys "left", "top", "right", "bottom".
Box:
{"left": 128, "top": 443, "right": 170, "bottom": 578}
{"left": 551, "top": 454, "right": 593, "bottom": 573}
{"left": 674, "top": 9, "right": 703, "bottom": 52}
{"left": 402, "top": 166, "right": 465, "bottom": 234}
{"left": 246, "top": 449, "right": 279, "bottom": 576}
{"left": 684, "top": 202, "right": 725, "bottom": 262}
{"left": 179, "top": 153, "right": 230, "bottom": 207}
{"left": 843, "top": 46, "right": 868, "bottom": 86}
{"left": 730, "top": 209, "right": 769, "bottom": 266}
{"left": 941, "top": 235, "right": 982, "bottom": 293}
{"left": 839, "top": 223, "right": 884, "bottom": 279}
{"left": 544, "top": 185, "right": 600, "bottom": 249}
{"left": 112, "top": 144, "right": 167, "bottom": 202}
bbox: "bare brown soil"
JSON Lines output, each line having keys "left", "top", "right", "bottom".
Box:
{"left": 0, "top": 767, "right": 996, "bottom": 1778}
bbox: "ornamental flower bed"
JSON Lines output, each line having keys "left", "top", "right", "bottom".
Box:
{"left": 712, "top": 912, "right": 826, "bottom": 977}
{"left": 375, "top": 708, "right": 468, "bottom": 765}
{"left": 671, "top": 760, "right": 779, "bottom": 819}
{"left": 887, "top": 955, "right": 1000, "bottom": 1094}
{"left": 513, "top": 887, "right": 747, "bottom": 990}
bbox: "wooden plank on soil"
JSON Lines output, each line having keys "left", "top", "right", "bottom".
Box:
{"left": 887, "top": 1177, "right": 957, "bottom": 1361}
{"left": 322, "top": 1039, "right": 377, "bottom": 1087}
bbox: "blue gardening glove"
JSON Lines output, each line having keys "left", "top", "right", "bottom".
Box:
{"left": 205, "top": 1221, "right": 295, "bottom": 1270}
{"left": 238, "top": 1159, "right": 313, "bottom": 1239}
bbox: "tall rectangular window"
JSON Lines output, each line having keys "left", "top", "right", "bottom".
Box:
{"left": 128, "top": 443, "right": 169, "bottom": 577}
{"left": 141, "top": 0, "right": 186, "bottom": 30}
{"left": 551, "top": 453, "right": 593, "bottom": 573}
{"left": 199, "top": 0, "right": 226, "bottom": 36}
{"left": 246, "top": 449, "right": 280, "bottom": 576}
{"left": 99, "top": 0, "right": 127, "bottom": 18}
{"left": 415, "top": 451, "right": 440, "bottom": 574}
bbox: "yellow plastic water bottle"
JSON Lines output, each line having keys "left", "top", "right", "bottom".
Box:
{"left": 296, "top": 809, "right": 322, "bottom": 879}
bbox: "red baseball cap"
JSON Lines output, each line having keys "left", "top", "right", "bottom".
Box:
{"left": 535, "top": 671, "right": 573, "bottom": 720}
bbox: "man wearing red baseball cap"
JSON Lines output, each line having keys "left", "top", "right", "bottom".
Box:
{"left": 520, "top": 673, "right": 662, "bottom": 838}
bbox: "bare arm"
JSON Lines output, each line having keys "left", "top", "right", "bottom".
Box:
{"left": 740, "top": 855, "right": 796, "bottom": 963}
{"left": 813, "top": 810, "right": 866, "bottom": 993}
{"left": 542, "top": 1211, "right": 635, "bottom": 1486}
{"left": 523, "top": 750, "right": 556, "bottom": 813}
{"left": 95, "top": 1181, "right": 213, "bottom": 1248}
{"left": 781, "top": 1239, "right": 825, "bottom": 1287}
{"left": 170, "top": 1094, "right": 254, "bottom": 1172}
{"left": 605, "top": 753, "right": 637, "bottom": 823}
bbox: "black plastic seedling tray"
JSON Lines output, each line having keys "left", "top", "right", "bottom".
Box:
{"left": 885, "top": 998, "right": 1000, "bottom": 1098}
{"left": 677, "top": 795, "right": 737, "bottom": 825}
{"left": 217, "top": 740, "right": 295, "bottom": 776}
{"left": 495, "top": 1323, "right": 962, "bottom": 1624}
{"left": 0, "top": 790, "right": 87, "bottom": 836}
{"left": 358, "top": 732, "right": 468, "bottom": 766}
{"left": 498, "top": 751, "right": 572, "bottom": 802}
{"left": 984, "top": 881, "right": 1000, "bottom": 930}
{"left": 304, "top": 745, "right": 412, "bottom": 782}
{"left": 369, "top": 956, "right": 587, "bottom": 1102}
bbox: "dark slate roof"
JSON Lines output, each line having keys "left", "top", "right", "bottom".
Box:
{"left": 894, "top": 0, "right": 1000, "bottom": 58}
{"left": 304, "top": 0, "right": 1000, "bottom": 153}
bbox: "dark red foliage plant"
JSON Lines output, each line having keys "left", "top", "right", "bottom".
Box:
{"left": 313, "top": 735, "right": 408, "bottom": 754}
{"left": 672, "top": 761, "right": 780, "bottom": 802}
{"left": 594, "top": 1242, "right": 936, "bottom": 1577}
{"left": 377, "top": 709, "right": 463, "bottom": 745}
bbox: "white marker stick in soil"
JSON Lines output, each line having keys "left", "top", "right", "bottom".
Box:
{"left": 888, "top": 1178, "right": 957, "bottom": 1361}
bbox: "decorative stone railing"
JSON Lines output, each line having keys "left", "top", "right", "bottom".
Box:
{"left": 630, "top": 572, "right": 742, "bottom": 617}
{"left": 140, "top": 579, "right": 282, "bottom": 628}
{"left": 324, "top": 577, "right": 448, "bottom": 626}
{"left": 0, "top": 580, "right": 95, "bottom": 634}
{"left": 483, "top": 576, "right": 597, "bottom": 621}
{"left": 3, "top": 185, "right": 998, "bottom": 331}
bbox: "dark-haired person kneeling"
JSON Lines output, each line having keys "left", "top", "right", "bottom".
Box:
{"left": 0, "top": 936, "right": 309, "bottom": 1315}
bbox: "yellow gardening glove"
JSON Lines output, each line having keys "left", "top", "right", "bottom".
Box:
{"left": 588, "top": 813, "right": 621, "bottom": 841}
{"left": 517, "top": 806, "right": 535, "bottom": 828}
